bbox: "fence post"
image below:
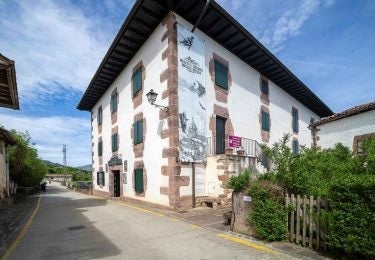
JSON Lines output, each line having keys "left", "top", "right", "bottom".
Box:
{"left": 296, "top": 195, "right": 301, "bottom": 244}
{"left": 309, "top": 195, "right": 313, "bottom": 248}
{"left": 316, "top": 197, "right": 320, "bottom": 250}
{"left": 285, "top": 193, "right": 290, "bottom": 238}
{"left": 302, "top": 195, "right": 307, "bottom": 246}
{"left": 290, "top": 194, "right": 295, "bottom": 242}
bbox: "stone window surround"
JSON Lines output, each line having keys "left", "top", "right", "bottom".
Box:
{"left": 132, "top": 61, "right": 145, "bottom": 109}
{"left": 132, "top": 160, "right": 147, "bottom": 197}
{"left": 131, "top": 112, "right": 146, "bottom": 158}
{"left": 209, "top": 53, "right": 232, "bottom": 104}
{"left": 111, "top": 88, "right": 118, "bottom": 124}
{"left": 111, "top": 126, "right": 119, "bottom": 156}
{"left": 98, "top": 136, "right": 103, "bottom": 166}
{"left": 292, "top": 106, "right": 299, "bottom": 135}
{"left": 260, "top": 105, "right": 270, "bottom": 143}
{"left": 260, "top": 75, "right": 270, "bottom": 106}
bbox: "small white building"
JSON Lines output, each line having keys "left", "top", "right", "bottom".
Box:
{"left": 311, "top": 102, "right": 375, "bottom": 154}
{"left": 77, "top": 0, "right": 332, "bottom": 210}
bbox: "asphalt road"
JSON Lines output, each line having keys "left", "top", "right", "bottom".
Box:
{"left": 8, "top": 182, "right": 292, "bottom": 260}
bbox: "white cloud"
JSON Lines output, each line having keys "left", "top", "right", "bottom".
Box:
{"left": 0, "top": 0, "right": 114, "bottom": 103}
{"left": 0, "top": 114, "right": 90, "bottom": 166}
{"left": 217, "top": 0, "right": 335, "bottom": 53}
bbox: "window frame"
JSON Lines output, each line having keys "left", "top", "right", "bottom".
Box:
{"left": 261, "top": 111, "right": 270, "bottom": 131}
{"left": 111, "top": 133, "right": 118, "bottom": 152}
{"left": 110, "top": 92, "right": 118, "bottom": 114}
{"left": 292, "top": 140, "right": 299, "bottom": 155}
{"left": 261, "top": 77, "right": 269, "bottom": 95}
{"left": 134, "top": 168, "right": 144, "bottom": 193}
{"left": 214, "top": 60, "right": 228, "bottom": 90}
{"left": 97, "top": 171, "right": 105, "bottom": 186}
{"left": 97, "top": 106, "right": 103, "bottom": 125}
{"left": 98, "top": 140, "right": 103, "bottom": 157}
{"left": 133, "top": 120, "right": 143, "bottom": 145}
{"left": 132, "top": 67, "right": 142, "bottom": 96}
{"left": 292, "top": 108, "right": 299, "bottom": 133}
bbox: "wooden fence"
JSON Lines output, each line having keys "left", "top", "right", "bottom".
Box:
{"left": 285, "top": 194, "right": 331, "bottom": 251}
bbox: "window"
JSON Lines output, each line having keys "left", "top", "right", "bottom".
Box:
{"left": 134, "top": 168, "right": 144, "bottom": 193}
{"left": 292, "top": 140, "right": 299, "bottom": 155}
{"left": 261, "top": 111, "right": 270, "bottom": 131}
{"left": 215, "top": 60, "right": 228, "bottom": 89}
{"left": 111, "top": 133, "right": 118, "bottom": 152}
{"left": 261, "top": 77, "right": 269, "bottom": 95}
{"left": 98, "top": 140, "right": 103, "bottom": 156}
{"left": 292, "top": 108, "right": 299, "bottom": 133}
{"left": 111, "top": 92, "right": 118, "bottom": 113}
{"left": 133, "top": 120, "right": 143, "bottom": 145}
{"left": 97, "top": 171, "right": 105, "bottom": 186}
{"left": 132, "top": 67, "right": 142, "bottom": 95}
{"left": 97, "top": 106, "right": 103, "bottom": 125}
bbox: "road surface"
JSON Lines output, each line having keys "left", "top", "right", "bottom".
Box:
{"left": 8, "top": 182, "right": 292, "bottom": 259}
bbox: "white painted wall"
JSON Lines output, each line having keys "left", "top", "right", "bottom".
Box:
{"left": 176, "top": 15, "right": 320, "bottom": 197}
{"left": 90, "top": 12, "right": 324, "bottom": 205}
{"left": 317, "top": 110, "right": 375, "bottom": 149}
{"left": 91, "top": 23, "right": 170, "bottom": 206}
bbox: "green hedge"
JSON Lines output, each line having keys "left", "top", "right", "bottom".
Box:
{"left": 327, "top": 175, "right": 375, "bottom": 259}
{"left": 248, "top": 181, "right": 287, "bottom": 241}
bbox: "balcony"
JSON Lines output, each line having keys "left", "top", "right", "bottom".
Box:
{"left": 206, "top": 135, "right": 263, "bottom": 159}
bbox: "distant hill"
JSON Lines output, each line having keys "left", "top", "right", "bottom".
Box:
{"left": 76, "top": 165, "right": 92, "bottom": 172}
{"left": 43, "top": 160, "right": 64, "bottom": 167}
{"left": 43, "top": 160, "right": 91, "bottom": 172}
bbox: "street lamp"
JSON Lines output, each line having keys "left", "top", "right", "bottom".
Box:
{"left": 146, "top": 89, "right": 168, "bottom": 113}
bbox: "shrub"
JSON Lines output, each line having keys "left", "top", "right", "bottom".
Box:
{"left": 248, "top": 181, "right": 287, "bottom": 241}
{"left": 226, "top": 169, "right": 252, "bottom": 192}
{"left": 327, "top": 175, "right": 375, "bottom": 259}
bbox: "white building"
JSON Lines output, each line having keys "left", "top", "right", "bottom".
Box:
{"left": 77, "top": 0, "right": 332, "bottom": 210}
{"left": 311, "top": 102, "right": 375, "bottom": 154}
{"left": 0, "top": 54, "right": 19, "bottom": 200}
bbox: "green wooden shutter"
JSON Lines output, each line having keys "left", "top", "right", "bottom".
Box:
{"left": 215, "top": 60, "right": 228, "bottom": 89}
{"left": 102, "top": 172, "right": 105, "bottom": 186}
{"left": 112, "top": 134, "right": 118, "bottom": 152}
{"left": 98, "top": 141, "right": 102, "bottom": 156}
{"left": 133, "top": 68, "right": 142, "bottom": 95}
{"left": 134, "top": 120, "right": 143, "bottom": 144}
{"left": 293, "top": 109, "right": 299, "bottom": 133}
{"left": 111, "top": 93, "right": 117, "bottom": 113}
{"left": 293, "top": 140, "right": 299, "bottom": 154}
{"left": 97, "top": 172, "right": 99, "bottom": 185}
{"left": 262, "top": 112, "right": 270, "bottom": 131}
{"left": 261, "top": 78, "right": 269, "bottom": 95}
{"left": 98, "top": 107, "right": 102, "bottom": 125}
{"left": 134, "top": 168, "right": 144, "bottom": 193}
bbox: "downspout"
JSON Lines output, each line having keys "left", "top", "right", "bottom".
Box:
{"left": 191, "top": 0, "right": 210, "bottom": 33}
{"left": 192, "top": 162, "right": 196, "bottom": 208}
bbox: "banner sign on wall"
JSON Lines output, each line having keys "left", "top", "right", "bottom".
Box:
{"left": 177, "top": 24, "right": 206, "bottom": 162}
{"left": 228, "top": 135, "right": 242, "bottom": 148}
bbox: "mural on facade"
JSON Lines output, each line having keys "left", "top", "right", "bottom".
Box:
{"left": 177, "top": 24, "right": 206, "bottom": 162}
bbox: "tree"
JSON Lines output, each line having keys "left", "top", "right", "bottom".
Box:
{"left": 8, "top": 130, "right": 47, "bottom": 186}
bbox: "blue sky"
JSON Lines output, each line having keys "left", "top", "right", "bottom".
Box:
{"left": 0, "top": 0, "right": 374, "bottom": 166}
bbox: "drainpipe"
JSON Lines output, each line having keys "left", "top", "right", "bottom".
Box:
{"left": 192, "top": 162, "right": 196, "bottom": 208}
{"left": 191, "top": 0, "right": 210, "bottom": 33}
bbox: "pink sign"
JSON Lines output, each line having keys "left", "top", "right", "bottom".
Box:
{"left": 228, "top": 135, "right": 242, "bottom": 148}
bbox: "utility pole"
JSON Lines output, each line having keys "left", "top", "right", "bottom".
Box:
{"left": 63, "top": 144, "right": 67, "bottom": 185}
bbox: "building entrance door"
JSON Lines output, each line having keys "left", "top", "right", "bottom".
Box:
{"left": 113, "top": 171, "right": 120, "bottom": 197}
{"left": 216, "top": 117, "right": 226, "bottom": 154}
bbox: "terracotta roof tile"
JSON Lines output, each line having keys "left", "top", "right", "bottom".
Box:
{"left": 312, "top": 101, "right": 375, "bottom": 126}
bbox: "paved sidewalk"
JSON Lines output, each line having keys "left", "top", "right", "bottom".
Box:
{"left": 0, "top": 195, "right": 39, "bottom": 257}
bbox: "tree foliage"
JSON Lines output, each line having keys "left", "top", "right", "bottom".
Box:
{"left": 9, "top": 131, "right": 47, "bottom": 186}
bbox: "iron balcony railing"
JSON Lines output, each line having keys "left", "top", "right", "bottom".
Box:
{"left": 206, "top": 135, "right": 263, "bottom": 160}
